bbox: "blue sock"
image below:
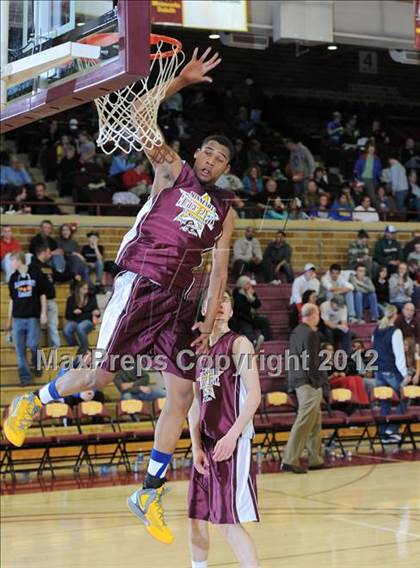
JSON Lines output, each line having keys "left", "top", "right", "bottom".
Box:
{"left": 146, "top": 448, "right": 172, "bottom": 479}
{"left": 37, "top": 368, "right": 67, "bottom": 404}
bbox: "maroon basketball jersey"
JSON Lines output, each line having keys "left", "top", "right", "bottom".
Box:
{"left": 116, "top": 162, "right": 234, "bottom": 291}
{"left": 197, "top": 330, "right": 255, "bottom": 440}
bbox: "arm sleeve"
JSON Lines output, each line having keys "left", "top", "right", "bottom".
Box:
{"left": 65, "top": 297, "right": 74, "bottom": 320}
{"left": 307, "top": 331, "right": 321, "bottom": 385}
{"left": 392, "top": 329, "right": 408, "bottom": 378}
{"left": 253, "top": 240, "right": 263, "bottom": 259}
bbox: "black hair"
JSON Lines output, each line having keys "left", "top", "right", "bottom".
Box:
{"left": 329, "top": 263, "right": 341, "bottom": 272}
{"left": 357, "top": 229, "right": 369, "bottom": 239}
{"left": 41, "top": 219, "right": 52, "bottom": 226}
{"left": 355, "top": 263, "right": 366, "bottom": 271}
{"left": 35, "top": 243, "right": 51, "bottom": 256}
{"left": 201, "top": 134, "right": 235, "bottom": 162}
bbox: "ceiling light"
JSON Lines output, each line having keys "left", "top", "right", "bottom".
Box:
{"left": 327, "top": 44, "right": 338, "bottom": 51}
{"left": 209, "top": 33, "right": 220, "bottom": 40}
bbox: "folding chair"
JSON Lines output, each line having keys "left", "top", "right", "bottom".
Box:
{"left": 323, "top": 388, "right": 353, "bottom": 456}
{"left": 115, "top": 400, "right": 155, "bottom": 467}
{"left": 38, "top": 402, "right": 76, "bottom": 477}
{"left": 75, "top": 401, "right": 127, "bottom": 474}
{"left": 263, "top": 391, "right": 297, "bottom": 460}
{"left": 369, "top": 386, "right": 412, "bottom": 452}
{"left": 399, "top": 385, "right": 420, "bottom": 450}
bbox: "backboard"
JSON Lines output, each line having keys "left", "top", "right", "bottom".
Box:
{"left": 0, "top": 0, "right": 150, "bottom": 132}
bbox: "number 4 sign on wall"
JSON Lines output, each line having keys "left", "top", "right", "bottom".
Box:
{"left": 359, "top": 51, "right": 378, "bottom": 74}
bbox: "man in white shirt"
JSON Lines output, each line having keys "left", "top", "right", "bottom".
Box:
{"left": 232, "top": 227, "right": 274, "bottom": 283}
{"left": 319, "top": 295, "right": 352, "bottom": 354}
{"left": 290, "top": 263, "right": 320, "bottom": 305}
{"left": 353, "top": 196, "right": 380, "bottom": 223}
{"left": 321, "top": 263, "right": 357, "bottom": 322}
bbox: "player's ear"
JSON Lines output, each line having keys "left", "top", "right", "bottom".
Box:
{"left": 194, "top": 148, "right": 200, "bottom": 159}
{"left": 223, "top": 163, "right": 231, "bottom": 175}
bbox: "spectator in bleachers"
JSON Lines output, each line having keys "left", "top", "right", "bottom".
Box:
{"left": 373, "top": 266, "right": 389, "bottom": 316}
{"left": 62, "top": 350, "right": 105, "bottom": 408}
{"left": 235, "top": 106, "right": 253, "bottom": 136}
{"left": 288, "top": 197, "right": 310, "bottom": 220}
{"left": 313, "top": 166, "right": 340, "bottom": 197}
{"left": 373, "top": 225, "right": 403, "bottom": 274}
{"left": 81, "top": 231, "right": 105, "bottom": 294}
{"left": 63, "top": 281, "right": 99, "bottom": 350}
{"left": 406, "top": 170, "right": 420, "bottom": 215}
{"left": 329, "top": 192, "right": 353, "bottom": 221}
{"left": 322, "top": 342, "right": 369, "bottom": 405}
{"left": 122, "top": 160, "right": 152, "bottom": 194}
{"left": 321, "top": 263, "right": 357, "bottom": 323}
{"left": 376, "top": 185, "right": 396, "bottom": 218}
{"left": 256, "top": 178, "right": 287, "bottom": 219}
{"left": 388, "top": 156, "right": 409, "bottom": 214}
{"left": 353, "top": 195, "right": 379, "bottom": 222}
{"left": 289, "top": 289, "right": 318, "bottom": 330}
{"left": 319, "top": 295, "right": 352, "bottom": 354}
{"left": 370, "top": 120, "right": 389, "bottom": 146}
{"left": 354, "top": 142, "right": 382, "bottom": 205}
{"left": 404, "top": 337, "right": 419, "bottom": 385}
{"left": 302, "top": 180, "right": 320, "bottom": 211}
{"left": 77, "top": 131, "right": 96, "bottom": 164}
{"left": 112, "top": 186, "right": 141, "bottom": 205}
{"left": 372, "top": 304, "right": 409, "bottom": 443}
{"left": 247, "top": 139, "right": 269, "bottom": 170}
{"left": 395, "top": 302, "right": 418, "bottom": 340}
{"left": 57, "top": 224, "right": 90, "bottom": 283}
{"left": 285, "top": 139, "right": 316, "bottom": 198}
{"left": 7, "top": 251, "right": 47, "bottom": 385}
{"left": 267, "top": 155, "right": 287, "bottom": 182}
{"left": 407, "top": 240, "right": 420, "bottom": 263}
{"left": 1, "top": 226, "right": 31, "bottom": 282}
{"left": 29, "top": 220, "right": 66, "bottom": 274}
{"left": 30, "top": 244, "right": 60, "bottom": 348}
{"left": 309, "top": 193, "right": 330, "bottom": 220}
{"left": 57, "top": 144, "right": 79, "bottom": 196}
{"left": 0, "top": 156, "right": 32, "bottom": 188}
{"left": 388, "top": 262, "right": 414, "bottom": 311}
{"left": 231, "top": 275, "right": 272, "bottom": 347}
{"left": 326, "top": 111, "right": 344, "bottom": 144}
{"left": 232, "top": 227, "right": 273, "bottom": 283}
{"left": 1, "top": 185, "right": 31, "bottom": 215}
{"left": 109, "top": 149, "right": 136, "bottom": 177}
{"left": 67, "top": 117, "right": 79, "bottom": 138}
{"left": 347, "top": 229, "right": 373, "bottom": 275}
{"left": 290, "top": 263, "right": 320, "bottom": 305}
{"left": 263, "top": 230, "right": 294, "bottom": 283}
{"left": 242, "top": 165, "right": 263, "bottom": 196}
{"left": 30, "top": 182, "right": 62, "bottom": 215}
{"left": 114, "top": 368, "right": 166, "bottom": 403}
{"left": 403, "top": 231, "right": 420, "bottom": 261}
{"left": 350, "top": 264, "right": 379, "bottom": 323}
{"left": 343, "top": 114, "right": 359, "bottom": 143}
{"left": 401, "top": 138, "right": 419, "bottom": 172}
{"left": 230, "top": 138, "right": 247, "bottom": 175}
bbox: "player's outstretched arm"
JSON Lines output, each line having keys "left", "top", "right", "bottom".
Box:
{"left": 191, "top": 208, "right": 235, "bottom": 354}
{"left": 212, "top": 336, "right": 261, "bottom": 462}
{"left": 134, "top": 48, "right": 222, "bottom": 197}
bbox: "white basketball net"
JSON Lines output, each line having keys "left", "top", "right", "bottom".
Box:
{"left": 79, "top": 39, "right": 184, "bottom": 155}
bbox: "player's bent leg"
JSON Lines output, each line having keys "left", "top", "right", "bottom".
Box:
{"left": 189, "top": 519, "right": 210, "bottom": 568}
{"left": 128, "top": 372, "right": 194, "bottom": 544}
{"left": 216, "top": 524, "right": 260, "bottom": 568}
{"left": 3, "top": 367, "right": 115, "bottom": 447}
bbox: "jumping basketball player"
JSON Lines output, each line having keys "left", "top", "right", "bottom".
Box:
{"left": 188, "top": 290, "right": 261, "bottom": 568}
{"left": 4, "top": 48, "right": 235, "bottom": 545}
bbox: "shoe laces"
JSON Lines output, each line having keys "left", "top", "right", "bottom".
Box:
{"left": 153, "top": 487, "right": 169, "bottom": 526}
{"left": 16, "top": 400, "right": 39, "bottom": 432}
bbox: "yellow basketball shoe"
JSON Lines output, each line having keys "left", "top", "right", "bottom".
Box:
{"left": 3, "top": 393, "right": 42, "bottom": 447}
{"left": 128, "top": 485, "right": 174, "bottom": 544}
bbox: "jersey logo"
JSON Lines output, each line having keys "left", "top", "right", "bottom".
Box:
{"left": 197, "top": 367, "right": 222, "bottom": 403}
{"left": 174, "top": 190, "right": 219, "bottom": 238}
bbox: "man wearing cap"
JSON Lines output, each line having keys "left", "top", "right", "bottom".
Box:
{"left": 373, "top": 225, "right": 403, "bottom": 275}
{"left": 319, "top": 295, "right": 352, "bottom": 354}
{"left": 290, "top": 264, "right": 320, "bottom": 305}
{"left": 347, "top": 229, "right": 373, "bottom": 276}
{"left": 321, "top": 263, "right": 358, "bottom": 323}
{"left": 81, "top": 232, "right": 105, "bottom": 294}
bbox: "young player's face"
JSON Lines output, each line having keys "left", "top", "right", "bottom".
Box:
{"left": 193, "top": 140, "right": 230, "bottom": 183}
{"left": 215, "top": 294, "right": 233, "bottom": 322}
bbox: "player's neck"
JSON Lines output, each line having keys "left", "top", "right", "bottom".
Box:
{"left": 209, "top": 323, "right": 230, "bottom": 345}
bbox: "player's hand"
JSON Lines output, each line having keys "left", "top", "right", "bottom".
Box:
{"left": 212, "top": 431, "right": 238, "bottom": 462}
{"left": 191, "top": 321, "right": 210, "bottom": 355}
{"left": 180, "top": 47, "right": 222, "bottom": 85}
{"left": 193, "top": 448, "right": 209, "bottom": 476}
{"left": 40, "top": 312, "right": 48, "bottom": 326}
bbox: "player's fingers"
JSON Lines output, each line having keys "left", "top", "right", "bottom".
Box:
{"left": 205, "top": 58, "right": 222, "bottom": 71}
{"left": 206, "top": 51, "right": 219, "bottom": 65}
{"left": 192, "top": 47, "right": 198, "bottom": 60}
{"left": 199, "top": 46, "right": 212, "bottom": 61}
{"left": 195, "top": 462, "right": 207, "bottom": 475}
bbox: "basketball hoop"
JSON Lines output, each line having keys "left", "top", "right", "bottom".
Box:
{"left": 78, "top": 33, "right": 184, "bottom": 154}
